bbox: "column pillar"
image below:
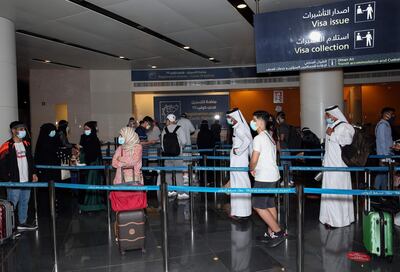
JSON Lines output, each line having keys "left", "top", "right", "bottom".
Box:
{"left": 349, "top": 86, "right": 362, "bottom": 125}
{"left": 0, "top": 17, "right": 18, "bottom": 143}
{"left": 300, "top": 69, "right": 344, "bottom": 139}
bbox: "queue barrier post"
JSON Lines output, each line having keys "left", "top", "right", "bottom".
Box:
{"left": 160, "top": 170, "right": 169, "bottom": 272}
{"left": 283, "top": 164, "right": 290, "bottom": 232}
{"left": 48, "top": 180, "right": 59, "bottom": 271}
{"left": 203, "top": 155, "right": 208, "bottom": 210}
{"left": 388, "top": 160, "right": 395, "bottom": 191}
{"left": 188, "top": 164, "right": 195, "bottom": 238}
{"left": 296, "top": 184, "right": 304, "bottom": 272}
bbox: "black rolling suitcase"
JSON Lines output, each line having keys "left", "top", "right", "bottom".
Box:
{"left": 0, "top": 200, "right": 15, "bottom": 244}
{"left": 115, "top": 210, "right": 146, "bottom": 254}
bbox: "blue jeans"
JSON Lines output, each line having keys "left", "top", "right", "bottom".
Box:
{"left": 7, "top": 188, "right": 31, "bottom": 224}
{"left": 375, "top": 174, "right": 388, "bottom": 190}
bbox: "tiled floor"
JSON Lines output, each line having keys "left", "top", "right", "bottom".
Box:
{"left": 1, "top": 190, "right": 400, "bottom": 272}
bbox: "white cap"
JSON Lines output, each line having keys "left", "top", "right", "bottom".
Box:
{"left": 166, "top": 114, "right": 176, "bottom": 122}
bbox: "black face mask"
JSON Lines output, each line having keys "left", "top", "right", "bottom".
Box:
{"left": 388, "top": 116, "right": 396, "bottom": 124}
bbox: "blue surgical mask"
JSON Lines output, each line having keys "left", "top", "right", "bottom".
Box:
{"left": 84, "top": 130, "right": 91, "bottom": 136}
{"left": 17, "top": 130, "right": 26, "bottom": 139}
{"left": 326, "top": 118, "right": 334, "bottom": 125}
{"left": 250, "top": 120, "right": 258, "bottom": 131}
{"left": 118, "top": 136, "right": 125, "bottom": 145}
{"left": 49, "top": 130, "right": 56, "bottom": 138}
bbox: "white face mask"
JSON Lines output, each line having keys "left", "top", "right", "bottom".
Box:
{"left": 49, "top": 130, "right": 56, "bottom": 137}
{"left": 118, "top": 136, "right": 125, "bottom": 145}
{"left": 84, "top": 129, "right": 91, "bottom": 136}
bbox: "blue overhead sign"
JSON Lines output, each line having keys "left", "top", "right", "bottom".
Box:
{"left": 132, "top": 67, "right": 257, "bottom": 81}
{"left": 255, "top": 0, "right": 400, "bottom": 72}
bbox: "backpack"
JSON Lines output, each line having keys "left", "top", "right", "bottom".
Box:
{"left": 334, "top": 122, "right": 373, "bottom": 166}
{"left": 163, "top": 126, "right": 181, "bottom": 156}
{"left": 287, "top": 125, "right": 303, "bottom": 150}
{"left": 302, "top": 130, "right": 320, "bottom": 149}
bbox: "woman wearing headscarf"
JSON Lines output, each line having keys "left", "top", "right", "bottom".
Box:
{"left": 78, "top": 121, "right": 105, "bottom": 212}
{"left": 226, "top": 108, "right": 253, "bottom": 220}
{"left": 112, "top": 127, "right": 143, "bottom": 185}
{"left": 320, "top": 105, "right": 355, "bottom": 228}
{"left": 35, "top": 123, "right": 61, "bottom": 181}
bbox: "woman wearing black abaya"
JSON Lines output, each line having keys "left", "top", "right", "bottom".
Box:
{"left": 78, "top": 121, "right": 105, "bottom": 212}
{"left": 35, "top": 123, "right": 61, "bottom": 181}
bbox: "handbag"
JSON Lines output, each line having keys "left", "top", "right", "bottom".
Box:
{"left": 109, "top": 166, "right": 147, "bottom": 212}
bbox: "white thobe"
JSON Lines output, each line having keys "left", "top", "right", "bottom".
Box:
{"left": 230, "top": 124, "right": 252, "bottom": 217}
{"left": 319, "top": 121, "right": 355, "bottom": 227}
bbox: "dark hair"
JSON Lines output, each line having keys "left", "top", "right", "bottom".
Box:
{"left": 253, "top": 111, "right": 273, "bottom": 130}
{"left": 181, "top": 113, "right": 188, "bottom": 118}
{"left": 200, "top": 120, "right": 209, "bottom": 131}
{"left": 9, "top": 121, "right": 25, "bottom": 130}
{"left": 277, "top": 111, "right": 286, "bottom": 119}
{"left": 143, "top": 116, "right": 154, "bottom": 123}
{"left": 381, "top": 107, "right": 395, "bottom": 115}
{"left": 139, "top": 121, "right": 144, "bottom": 125}
{"left": 84, "top": 121, "right": 97, "bottom": 133}
{"left": 129, "top": 117, "right": 135, "bottom": 121}
{"left": 57, "top": 120, "right": 69, "bottom": 134}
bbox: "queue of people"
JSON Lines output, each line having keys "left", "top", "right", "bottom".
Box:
{"left": 0, "top": 106, "right": 398, "bottom": 244}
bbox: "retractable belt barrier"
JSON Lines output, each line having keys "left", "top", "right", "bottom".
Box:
{"left": 1, "top": 181, "right": 400, "bottom": 196}
{"left": 2, "top": 163, "right": 400, "bottom": 272}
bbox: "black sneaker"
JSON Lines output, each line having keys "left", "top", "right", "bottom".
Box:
{"left": 257, "top": 232, "right": 272, "bottom": 243}
{"left": 264, "top": 231, "right": 287, "bottom": 248}
{"left": 17, "top": 223, "right": 38, "bottom": 231}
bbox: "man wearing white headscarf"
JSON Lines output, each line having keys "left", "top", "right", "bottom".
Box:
{"left": 226, "top": 108, "right": 253, "bottom": 219}
{"left": 320, "top": 105, "right": 355, "bottom": 228}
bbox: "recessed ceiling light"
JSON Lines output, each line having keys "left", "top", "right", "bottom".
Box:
{"left": 209, "top": 57, "right": 215, "bottom": 61}
{"left": 151, "top": 65, "right": 157, "bottom": 69}
{"left": 237, "top": 4, "right": 247, "bottom": 9}
{"left": 183, "top": 46, "right": 190, "bottom": 50}
{"left": 119, "top": 56, "right": 125, "bottom": 59}
{"left": 44, "top": 60, "right": 51, "bottom": 63}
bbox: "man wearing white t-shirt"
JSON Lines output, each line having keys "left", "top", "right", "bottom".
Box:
{"left": 249, "top": 111, "right": 286, "bottom": 247}
{"left": 0, "top": 121, "right": 38, "bottom": 231}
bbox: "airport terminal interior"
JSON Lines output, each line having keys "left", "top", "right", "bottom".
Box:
{"left": 1, "top": 0, "right": 400, "bottom": 271}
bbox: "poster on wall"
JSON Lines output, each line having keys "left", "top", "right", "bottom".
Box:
{"left": 273, "top": 90, "right": 284, "bottom": 104}
{"left": 154, "top": 94, "right": 229, "bottom": 129}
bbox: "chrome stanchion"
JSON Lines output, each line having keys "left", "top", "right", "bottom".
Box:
{"left": 355, "top": 171, "right": 359, "bottom": 222}
{"left": 283, "top": 164, "right": 290, "bottom": 232}
{"left": 388, "top": 160, "right": 395, "bottom": 191}
{"left": 33, "top": 187, "right": 39, "bottom": 227}
{"left": 160, "top": 170, "right": 169, "bottom": 272}
{"left": 105, "top": 165, "right": 112, "bottom": 242}
{"left": 296, "top": 184, "right": 304, "bottom": 272}
{"left": 203, "top": 155, "right": 208, "bottom": 210}
{"left": 48, "top": 180, "right": 58, "bottom": 271}
{"left": 188, "top": 164, "right": 195, "bottom": 239}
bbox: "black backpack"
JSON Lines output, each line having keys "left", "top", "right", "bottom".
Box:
{"left": 288, "top": 125, "right": 303, "bottom": 150}
{"left": 163, "top": 126, "right": 181, "bottom": 156}
{"left": 334, "top": 122, "right": 373, "bottom": 166}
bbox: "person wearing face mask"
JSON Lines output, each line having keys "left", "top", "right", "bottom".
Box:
{"left": 375, "top": 107, "right": 396, "bottom": 190}
{"left": 249, "top": 111, "right": 286, "bottom": 247}
{"left": 0, "top": 121, "right": 38, "bottom": 231}
{"left": 112, "top": 127, "right": 143, "bottom": 184}
{"left": 34, "top": 123, "right": 61, "bottom": 182}
{"left": 226, "top": 108, "right": 253, "bottom": 221}
{"left": 320, "top": 105, "right": 355, "bottom": 229}
{"left": 78, "top": 121, "right": 105, "bottom": 212}
{"left": 135, "top": 116, "right": 157, "bottom": 145}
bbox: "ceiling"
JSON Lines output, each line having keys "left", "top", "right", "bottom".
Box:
{"left": 0, "top": 0, "right": 342, "bottom": 78}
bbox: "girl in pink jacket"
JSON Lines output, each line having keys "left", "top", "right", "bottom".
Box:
{"left": 112, "top": 127, "right": 143, "bottom": 184}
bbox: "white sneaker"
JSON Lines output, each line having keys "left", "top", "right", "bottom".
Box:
{"left": 177, "top": 193, "right": 190, "bottom": 200}
{"left": 168, "top": 191, "right": 177, "bottom": 198}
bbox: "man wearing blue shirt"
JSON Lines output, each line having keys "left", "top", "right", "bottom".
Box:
{"left": 375, "top": 107, "right": 396, "bottom": 189}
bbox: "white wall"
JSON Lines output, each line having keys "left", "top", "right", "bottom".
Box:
{"left": 30, "top": 69, "right": 91, "bottom": 145}
{"left": 89, "top": 70, "right": 132, "bottom": 141}
{"left": 30, "top": 69, "right": 132, "bottom": 146}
